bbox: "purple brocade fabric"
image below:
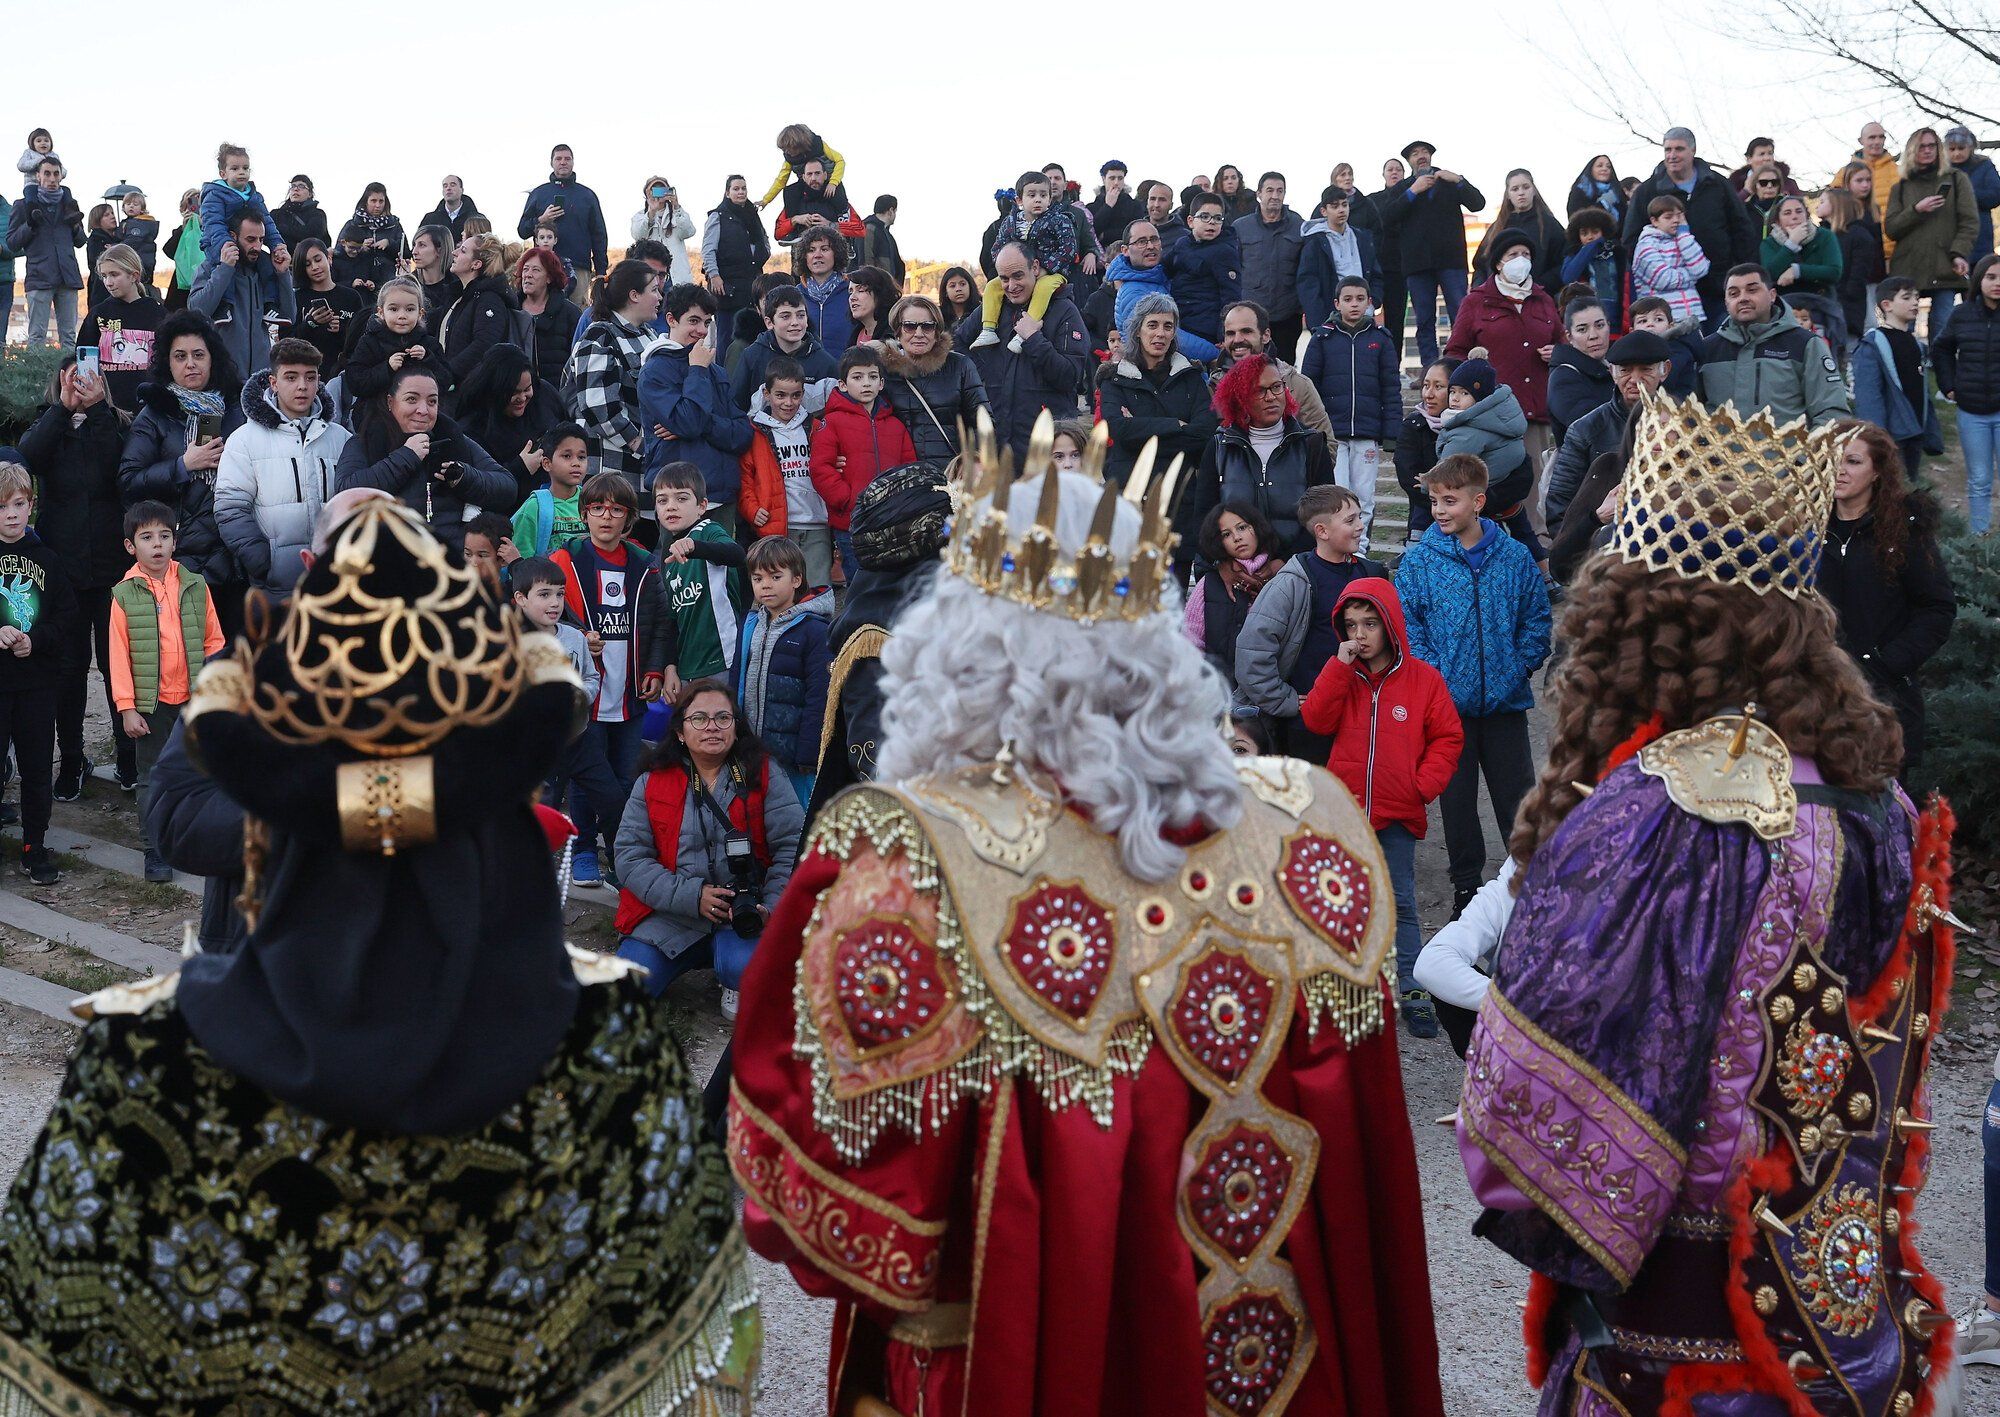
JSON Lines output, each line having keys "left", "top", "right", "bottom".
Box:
{"left": 1462, "top": 764, "right": 1768, "bottom": 1293}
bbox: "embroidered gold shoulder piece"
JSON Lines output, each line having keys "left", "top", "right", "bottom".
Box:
{"left": 1637, "top": 716, "right": 1797, "bottom": 841}
{"left": 565, "top": 942, "right": 646, "bottom": 985}
{"left": 1236, "top": 754, "right": 1314, "bottom": 817}
{"left": 903, "top": 763, "right": 1062, "bottom": 874}
{"left": 70, "top": 970, "right": 180, "bottom": 1020}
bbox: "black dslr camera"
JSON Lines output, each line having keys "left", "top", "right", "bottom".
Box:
{"left": 722, "top": 830, "right": 764, "bottom": 938}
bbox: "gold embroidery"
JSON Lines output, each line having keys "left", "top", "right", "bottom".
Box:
{"left": 1235, "top": 755, "right": 1313, "bottom": 817}
{"left": 1486, "top": 990, "right": 1690, "bottom": 1166}
{"left": 1636, "top": 715, "right": 1798, "bottom": 841}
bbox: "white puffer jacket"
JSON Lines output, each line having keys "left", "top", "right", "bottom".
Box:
{"left": 213, "top": 371, "right": 350, "bottom": 596}
{"left": 628, "top": 203, "right": 696, "bottom": 284}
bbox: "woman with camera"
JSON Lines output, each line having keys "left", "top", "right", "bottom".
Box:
{"left": 630, "top": 175, "right": 696, "bottom": 285}
{"left": 612, "top": 681, "right": 803, "bottom": 1030}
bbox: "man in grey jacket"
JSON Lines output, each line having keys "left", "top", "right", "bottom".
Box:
{"left": 1695, "top": 264, "right": 1850, "bottom": 428}
{"left": 1544, "top": 330, "right": 1672, "bottom": 525}
{"left": 1234, "top": 173, "right": 1306, "bottom": 356}
{"left": 190, "top": 210, "right": 297, "bottom": 378}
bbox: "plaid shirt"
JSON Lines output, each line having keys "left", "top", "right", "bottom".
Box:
{"left": 563, "top": 315, "right": 654, "bottom": 480}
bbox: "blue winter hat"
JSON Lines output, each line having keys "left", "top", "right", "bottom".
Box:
{"left": 1120, "top": 292, "right": 1179, "bottom": 357}
{"left": 1448, "top": 359, "right": 1497, "bottom": 400}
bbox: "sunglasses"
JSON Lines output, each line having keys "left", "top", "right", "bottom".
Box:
{"left": 1756, "top": 180, "right": 1781, "bottom": 189}
{"left": 897, "top": 319, "right": 938, "bottom": 332}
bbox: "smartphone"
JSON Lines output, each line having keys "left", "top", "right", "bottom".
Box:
{"left": 75, "top": 345, "right": 100, "bottom": 380}
{"left": 194, "top": 413, "right": 223, "bottom": 446}
{"left": 1939, "top": 182, "right": 1953, "bottom": 197}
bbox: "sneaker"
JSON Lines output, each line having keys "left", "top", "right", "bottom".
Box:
{"left": 1401, "top": 989, "right": 1441, "bottom": 1040}
{"left": 720, "top": 987, "right": 740, "bottom": 1022}
{"left": 1962, "top": 1304, "right": 2000, "bottom": 1365}
{"left": 1451, "top": 885, "right": 1478, "bottom": 920}
{"left": 1006, "top": 335, "right": 1025, "bottom": 354}
{"left": 143, "top": 846, "right": 173, "bottom": 883}
{"left": 598, "top": 852, "right": 621, "bottom": 892}
{"left": 52, "top": 757, "right": 88, "bottom": 803}
{"left": 116, "top": 763, "right": 140, "bottom": 793}
{"left": 21, "top": 845, "right": 58, "bottom": 886}
{"left": 571, "top": 848, "right": 603, "bottom": 888}
{"left": 969, "top": 329, "right": 1001, "bottom": 349}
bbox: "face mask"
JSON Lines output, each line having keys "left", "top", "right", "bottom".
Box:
{"left": 1501, "top": 255, "right": 1533, "bottom": 284}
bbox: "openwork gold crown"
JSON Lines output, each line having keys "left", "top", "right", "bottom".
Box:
{"left": 1614, "top": 391, "right": 1843, "bottom": 600}
{"left": 944, "top": 409, "right": 1186, "bottom": 624}
{"left": 226, "top": 499, "right": 539, "bottom": 756}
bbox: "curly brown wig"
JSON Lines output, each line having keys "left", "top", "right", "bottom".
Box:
{"left": 1833, "top": 420, "right": 1913, "bottom": 577}
{"left": 1510, "top": 555, "right": 1902, "bottom": 870}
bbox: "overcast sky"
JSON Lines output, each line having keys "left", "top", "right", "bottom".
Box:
{"left": 16, "top": 1, "right": 1955, "bottom": 264}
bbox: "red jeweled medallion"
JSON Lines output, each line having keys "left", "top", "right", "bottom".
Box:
{"left": 1169, "top": 948, "right": 1276, "bottom": 1086}
{"left": 1277, "top": 829, "right": 1374, "bottom": 954}
{"left": 1775, "top": 1021, "right": 1854, "bottom": 1118}
{"left": 1793, "top": 1184, "right": 1883, "bottom": 1337}
{"left": 1187, "top": 1124, "right": 1297, "bottom": 1265}
{"left": 1203, "top": 1290, "right": 1301, "bottom": 1417}
{"left": 1001, "top": 880, "right": 1117, "bottom": 1024}
{"left": 833, "top": 917, "right": 947, "bottom": 1052}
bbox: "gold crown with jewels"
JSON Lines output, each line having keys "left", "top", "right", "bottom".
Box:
{"left": 944, "top": 409, "right": 1188, "bottom": 624}
{"left": 1613, "top": 390, "right": 1844, "bottom": 600}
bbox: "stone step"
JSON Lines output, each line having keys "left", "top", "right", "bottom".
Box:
{"left": 0, "top": 891, "right": 180, "bottom": 978}
{"left": 42, "top": 828, "right": 201, "bottom": 896}
{"left": 0, "top": 964, "right": 79, "bottom": 1026}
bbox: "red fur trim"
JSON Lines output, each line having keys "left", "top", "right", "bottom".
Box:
{"left": 1522, "top": 1272, "right": 1558, "bottom": 1388}
{"left": 1600, "top": 713, "right": 1666, "bottom": 779}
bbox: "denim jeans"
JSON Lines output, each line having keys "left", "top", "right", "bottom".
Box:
{"left": 569, "top": 715, "right": 645, "bottom": 852}
{"left": 1404, "top": 267, "right": 1468, "bottom": 367}
{"left": 24, "top": 286, "right": 76, "bottom": 346}
{"left": 1958, "top": 406, "right": 2000, "bottom": 535}
{"left": 1985, "top": 1076, "right": 2000, "bottom": 1297}
{"left": 1925, "top": 289, "right": 1957, "bottom": 340}
{"left": 617, "top": 927, "right": 757, "bottom": 998}
{"left": 0, "top": 283, "right": 13, "bottom": 344}
{"left": 833, "top": 528, "right": 858, "bottom": 584}
{"left": 1376, "top": 823, "right": 1422, "bottom": 993}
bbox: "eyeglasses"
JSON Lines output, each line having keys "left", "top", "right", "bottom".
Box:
{"left": 1129, "top": 236, "right": 1161, "bottom": 246}
{"left": 584, "top": 503, "right": 627, "bottom": 517}
{"left": 1191, "top": 212, "right": 1223, "bottom": 222}
{"left": 684, "top": 711, "right": 735, "bottom": 728}
{"left": 897, "top": 320, "right": 938, "bottom": 332}
{"left": 1255, "top": 382, "right": 1287, "bottom": 397}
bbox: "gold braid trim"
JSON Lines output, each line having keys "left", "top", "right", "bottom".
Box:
{"left": 815, "top": 625, "right": 890, "bottom": 774}
{"left": 796, "top": 788, "right": 1151, "bottom": 1163}
{"left": 1299, "top": 969, "right": 1392, "bottom": 1047}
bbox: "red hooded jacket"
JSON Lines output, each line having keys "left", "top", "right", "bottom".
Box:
{"left": 1299, "top": 577, "right": 1464, "bottom": 836}
{"left": 807, "top": 388, "right": 919, "bottom": 530}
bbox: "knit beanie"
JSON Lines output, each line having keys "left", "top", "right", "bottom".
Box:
{"left": 1448, "top": 359, "right": 1497, "bottom": 400}
{"left": 1489, "top": 229, "right": 1536, "bottom": 265}
{"left": 1120, "top": 292, "right": 1179, "bottom": 359}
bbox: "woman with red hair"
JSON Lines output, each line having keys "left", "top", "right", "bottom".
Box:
{"left": 512, "top": 246, "right": 581, "bottom": 391}
{"left": 1175, "top": 351, "right": 1334, "bottom": 580}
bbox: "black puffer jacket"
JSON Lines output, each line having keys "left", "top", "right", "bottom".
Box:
{"left": 1178, "top": 418, "right": 1334, "bottom": 579}
{"left": 18, "top": 399, "right": 126, "bottom": 590}
{"left": 1933, "top": 296, "right": 2000, "bottom": 416}
{"left": 434, "top": 274, "right": 518, "bottom": 384}
{"left": 1819, "top": 499, "right": 1956, "bottom": 769}
{"left": 118, "top": 380, "right": 251, "bottom": 585}
{"left": 1619, "top": 159, "right": 1760, "bottom": 315}
{"left": 526, "top": 293, "right": 584, "bottom": 391}
{"left": 1100, "top": 354, "right": 1219, "bottom": 482}
{"left": 876, "top": 334, "right": 990, "bottom": 464}
{"left": 332, "top": 413, "right": 517, "bottom": 551}
{"left": 343, "top": 315, "right": 451, "bottom": 403}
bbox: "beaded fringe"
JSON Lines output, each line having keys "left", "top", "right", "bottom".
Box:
{"left": 1299, "top": 969, "right": 1391, "bottom": 1047}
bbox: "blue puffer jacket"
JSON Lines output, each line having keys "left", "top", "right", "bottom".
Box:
{"left": 1393, "top": 520, "right": 1551, "bottom": 716}
{"left": 1103, "top": 253, "right": 1218, "bottom": 361}
{"left": 1300, "top": 318, "right": 1401, "bottom": 441}
{"left": 1163, "top": 230, "right": 1242, "bottom": 342}
{"left": 735, "top": 586, "right": 834, "bottom": 773}
{"left": 637, "top": 341, "right": 754, "bottom": 502}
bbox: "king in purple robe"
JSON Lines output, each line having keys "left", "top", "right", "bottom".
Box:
{"left": 1457, "top": 393, "right": 1961, "bottom": 1417}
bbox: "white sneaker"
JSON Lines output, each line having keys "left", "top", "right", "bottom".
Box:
{"left": 1960, "top": 1303, "right": 2000, "bottom": 1365}
{"left": 969, "top": 329, "right": 1001, "bottom": 349}
{"left": 720, "top": 987, "right": 739, "bottom": 1022}
{"left": 1006, "top": 335, "right": 1025, "bottom": 354}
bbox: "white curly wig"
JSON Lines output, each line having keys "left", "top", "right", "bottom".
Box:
{"left": 876, "top": 470, "right": 1243, "bottom": 882}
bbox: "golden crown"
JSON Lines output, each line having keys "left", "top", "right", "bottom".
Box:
{"left": 1614, "top": 391, "right": 1843, "bottom": 600}
{"left": 944, "top": 409, "right": 1187, "bottom": 623}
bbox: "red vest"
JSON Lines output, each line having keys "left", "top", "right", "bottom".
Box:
{"left": 613, "top": 761, "right": 770, "bottom": 935}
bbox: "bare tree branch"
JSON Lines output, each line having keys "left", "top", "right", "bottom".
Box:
{"left": 1736, "top": 0, "right": 2000, "bottom": 129}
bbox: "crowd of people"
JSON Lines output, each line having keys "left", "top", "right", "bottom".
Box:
{"left": 0, "top": 113, "right": 1993, "bottom": 1411}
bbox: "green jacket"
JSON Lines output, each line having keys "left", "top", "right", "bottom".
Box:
{"left": 111, "top": 566, "right": 211, "bottom": 714}
{"left": 1695, "top": 304, "right": 1852, "bottom": 430}
{"left": 1759, "top": 224, "right": 1844, "bottom": 297}
{"left": 1885, "top": 167, "right": 1978, "bottom": 291}
{"left": 659, "top": 517, "right": 745, "bottom": 682}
